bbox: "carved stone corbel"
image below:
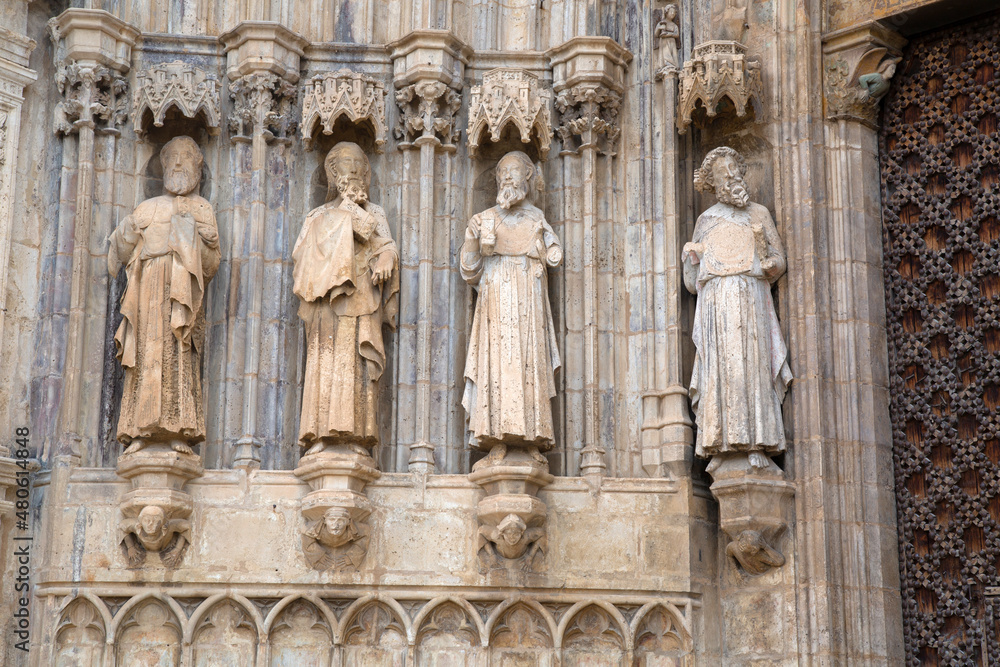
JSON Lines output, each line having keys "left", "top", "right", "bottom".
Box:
{"left": 823, "top": 21, "right": 908, "bottom": 129}
{"left": 301, "top": 69, "right": 388, "bottom": 152}
{"left": 294, "top": 449, "right": 380, "bottom": 572}
{"left": 133, "top": 61, "right": 221, "bottom": 137}
{"left": 676, "top": 41, "right": 762, "bottom": 134}
{"left": 467, "top": 68, "right": 553, "bottom": 159}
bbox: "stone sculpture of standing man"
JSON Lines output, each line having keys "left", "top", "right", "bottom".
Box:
{"left": 683, "top": 147, "right": 792, "bottom": 470}
{"left": 461, "top": 150, "right": 562, "bottom": 463}
{"left": 108, "top": 135, "right": 220, "bottom": 454}
{"left": 292, "top": 141, "right": 399, "bottom": 456}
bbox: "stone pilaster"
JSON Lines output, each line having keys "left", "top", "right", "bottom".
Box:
{"left": 389, "top": 30, "right": 472, "bottom": 473}
{"left": 548, "top": 37, "right": 631, "bottom": 476}
{"left": 221, "top": 22, "right": 307, "bottom": 469}
{"left": 47, "top": 9, "right": 138, "bottom": 462}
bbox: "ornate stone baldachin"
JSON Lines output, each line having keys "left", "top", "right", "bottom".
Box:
{"left": 133, "top": 61, "right": 221, "bottom": 137}
{"left": 676, "top": 41, "right": 762, "bottom": 133}
{"left": 467, "top": 68, "right": 553, "bottom": 159}
{"left": 301, "top": 69, "right": 387, "bottom": 152}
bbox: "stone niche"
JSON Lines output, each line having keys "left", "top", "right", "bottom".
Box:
{"left": 33, "top": 468, "right": 704, "bottom": 665}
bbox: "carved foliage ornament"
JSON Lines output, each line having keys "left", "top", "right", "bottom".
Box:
{"left": 825, "top": 47, "right": 902, "bottom": 128}
{"left": 301, "top": 69, "right": 388, "bottom": 152}
{"left": 133, "top": 61, "right": 221, "bottom": 137}
{"left": 394, "top": 80, "right": 462, "bottom": 149}
{"left": 229, "top": 72, "right": 298, "bottom": 141}
{"left": 676, "top": 41, "right": 762, "bottom": 133}
{"left": 54, "top": 61, "right": 129, "bottom": 135}
{"left": 555, "top": 83, "right": 623, "bottom": 156}
{"left": 467, "top": 68, "right": 553, "bottom": 159}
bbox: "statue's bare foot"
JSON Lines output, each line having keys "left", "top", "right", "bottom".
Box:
{"left": 170, "top": 442, "right": 194, "bottom": 455}
{"left": 122, "top": 440, "right": 145, "bottom": 456}
{"left": 748, "top": 452, "right": 770, "bottom": 470}
{"left": 304, "top": 441, "right": 326, "bottom": 457}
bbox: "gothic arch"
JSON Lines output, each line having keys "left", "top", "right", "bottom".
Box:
{"left": 557, "top": 600, "right": 630, "bottom": 651}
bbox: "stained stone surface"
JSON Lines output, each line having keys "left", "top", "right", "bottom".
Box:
{"left": 0, "top": 0, "right": 941, "bottom": 663}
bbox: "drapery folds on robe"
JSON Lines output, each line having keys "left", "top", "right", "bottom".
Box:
{"left": 292, "top": 199, "right": 399, "bottom": 449}
{"left": 683, "top": 201, "right": 793, "bottom": 458}
{"left": 461, "top": 205, "right": 562, "bottom": 450}
{"left": 107, "top": 195, "right": 220, "bottom": 444}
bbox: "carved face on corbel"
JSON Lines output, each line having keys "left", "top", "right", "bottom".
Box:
{"left": 161, "top": 136, "right": 203, "bottom": 196}
{"left": 138, "top": 505, "right": 166, "bottom": 544}
{"left": 317, "top": 507, "right": 356, "bottom": 549}
{"left": 498, "top": 514, "right": 527, "bottom": 546}
{"left": 325, "top": 141, "right": 371, "bottom": 204}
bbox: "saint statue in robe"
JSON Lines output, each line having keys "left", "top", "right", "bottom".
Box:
{"left": 461, "top": 151, "right": 562, "bottom": 460}
{"left": 683, "top": 147, "right": 793, "bottom": 469}
{"left": 108, "top": 136, "right": 220, "bottom": 455}
{"left": 292, "top": 142, "right": 399, "bottom": 456}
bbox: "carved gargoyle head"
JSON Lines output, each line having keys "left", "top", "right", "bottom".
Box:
{"left": 694, "top": 146, "right": 750, "bottom": 208}
{"left": 325, "top": 141, "right": 370, "bottom": 205}
{"left": 161, "top": 136, "right": 203, "bottom": 197}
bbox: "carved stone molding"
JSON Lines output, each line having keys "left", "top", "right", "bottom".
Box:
{"left": 676, "top": 41, "right": 762, "bottom": 133}
{"left": 47, "top": 9, "right": 139, "bottom": 74}
{"left": 219, "top": 22, "right": 308, "bottom": 85}
{"left": 228, "top": 71, "right": 298, "bottom": 141}
{"left": 547, "top": 37, "right": 632, "bottom": 157}
{"left": 133, "top": 61, "right": 221, "bottom": 137}
{"left": 388, "top": 30, "right": 471, "bottom": 151}
{"left": 822, "top": 21, "right": 908, "bottom": 128}
{"left": 300, "top": 69, "right": 388, "bottom": 152}
{"left": 53, "top": 62, "right": 129, "bottom": 135}
{"left": 467, "top": 68, "right": 553, "bottom": 159}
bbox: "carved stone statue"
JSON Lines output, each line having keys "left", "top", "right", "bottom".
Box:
{"left": 119, "top": 505, "right": 191, "bottom": 568}
{"left": 654, "top": 5, "right": 680, "bottom": 73}
{"left": 461, "top": 151, "right": 562, "bottom": 459}
{"left": 301, "top": 506, "right": 370, "bottom": 571}
{"left": 292, "top": 141, "right": 399, "bottom": 456}
{"left": 683, "top": 147, "right": 793, "bottom": 469}
{"left": 477, "top": 513, "right": 546, "bottom": 566}
{"left": 726, "top": 529, "right": 786, "bottom": 576}
{"left": 108, "top": 135, "right": 220, "bottom": 455}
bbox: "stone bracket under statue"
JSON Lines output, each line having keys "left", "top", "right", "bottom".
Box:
{"left": 470, "top": 445, "right": 554, "bottom": 570}
{"left": 294, "top": 444, "right": 380, "bottom": 572}
{"left": 707, "top": 454, "right": 794, "bottom": 577}
{"left": 116, "top": 445, "right": 203, "bottom": 568}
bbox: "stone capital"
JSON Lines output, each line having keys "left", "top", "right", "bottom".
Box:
{"left": 547, "top": 37, "right": 631, "bottom": 157}
{"left": 220, "top": 21, "right": 308, "bottom": 84}
{"left": 822, "top": 21, "right": 908, "bottom": 128}
{"left": 48, "top": 8, "right": 139, "bottom": 74}
{"left": 228, "top": 70, "right": 298, "bottom": 141}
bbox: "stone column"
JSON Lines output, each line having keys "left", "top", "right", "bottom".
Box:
{"left": 221, "top": 23, "right": 307, "bottom": 469}
{"left": 641, "top": 33, "right": 694, "bottom": 480}
{"left": 389, "top": 30, "right": 471, "bottom": 473}
{"left": 810, "top": 19, "right": 907, "bottom": 662}
{"left": 46, "top": 9, "right": 138, "bottom": 463}
{"left": 548, "top": 37, "right": 631, "bottom": 477}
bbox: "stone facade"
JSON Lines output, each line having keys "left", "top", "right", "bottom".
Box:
{"left": 4, "top": 0, "right": 997, "bottom": 664}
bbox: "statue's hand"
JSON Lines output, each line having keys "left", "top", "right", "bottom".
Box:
{"left": 371, "top": 252, "right": 394, "bottom": 285}
{"left": 760, "top": 257, "right": 778, "bottom": 276}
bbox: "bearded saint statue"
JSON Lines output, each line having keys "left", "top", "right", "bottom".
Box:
{"left": 682, "top": 147, "right": 793, "bottom": 469}
{"left": 108, "top": 136, "right": 220, "bottom": 455}
{"left": 461, "top": 151, "right": 562, "bottom": 463}
{"left": 292, "top": 142, "right": 399, "bottom": 456}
